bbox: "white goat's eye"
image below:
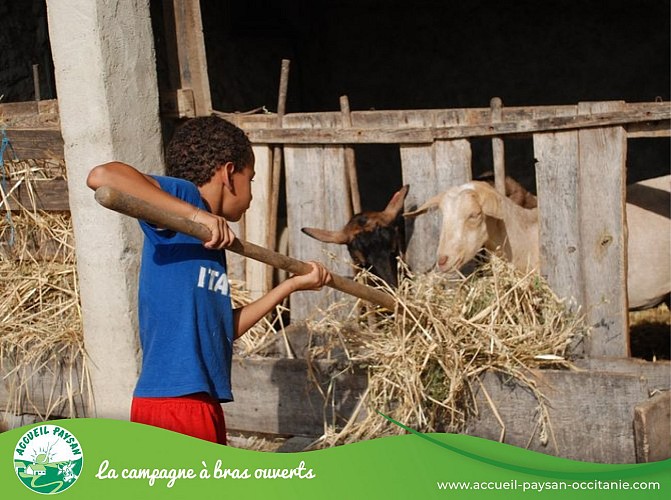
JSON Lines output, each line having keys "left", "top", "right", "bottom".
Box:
{"left": 468, "top": 212, "right": 482, "bottom": 220}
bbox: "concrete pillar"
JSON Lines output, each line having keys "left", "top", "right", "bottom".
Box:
{"left": 46, "top": 0, "right": 163, "bottom": 419}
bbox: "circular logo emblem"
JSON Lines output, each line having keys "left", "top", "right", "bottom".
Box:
{"left": 13, "top": 424, "right": 83, "bottom": 494}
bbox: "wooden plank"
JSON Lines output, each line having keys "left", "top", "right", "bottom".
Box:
{"left": 634, "top": 391, "right": 671, "bottom": 462}
{"left": 225, "top": 356, "right": 367, "bottom": 435}
{"left": 244, "top": 145, "right": 272, "bottom": 298}
{"left": 3, "top": 179, "right": 69, "bottom": 211}
{"left": 0, "top": 361, "right": 88, "bottom": 419}
{"left": 284, "top": 114, "right": 352, "bottom": 321}
{"left": 467, "top": 369, "right": 650, "bottom": 463}
{"left": 577, "top": 358, "right": 671, "bottom": 392}
{"left": 2, "top": 128, "right": 64, "bottom": 160}
{"left": 578, "top": 101, "right": 628, "bottom": 358}
{"left": 0, "top": 101, "right": 59, "bottom": 129}
{"left": 242, "top": 104, "right": 670, "bottom": 144}
{"left": 533, "top": 105, "right": 584, "bottom": 315}
{"left": 400, "top": 110, "right": 472, "bottom": 273}
{"left": 163, "top": 0, "right": 212, "bottom": 116}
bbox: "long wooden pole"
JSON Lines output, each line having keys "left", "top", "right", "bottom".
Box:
{"left": 94, "top": 186, "right": 396, "bottom": 311}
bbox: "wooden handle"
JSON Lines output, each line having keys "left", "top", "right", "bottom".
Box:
{"left": 94, "top": 186, "right": 396, "bottom": 310}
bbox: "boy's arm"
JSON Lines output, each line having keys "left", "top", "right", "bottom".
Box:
{"left": 86, "top": 161, "right": 234, "bottom": 248}
{"left": 232, "top": 262, "right": 331, "bottom": 339}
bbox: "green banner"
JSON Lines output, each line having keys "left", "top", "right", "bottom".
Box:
{"left": 1, "top": 419, "right": 669, "bottom": 499}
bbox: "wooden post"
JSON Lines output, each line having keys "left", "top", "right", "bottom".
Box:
{"left": 340, "top": 95, "right": 360, "bottom": 216}
{"left": 490, "top": 97, "right": 506, "bottom": 196}
{"left": 32, "top": 64, "right": 41, "bottom": 103}
{"left": 163, "top": 0, "right": 212, "bottom": 116}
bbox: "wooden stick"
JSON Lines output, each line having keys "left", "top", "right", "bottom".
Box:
{"left": 94, "top": 186, "right": 396, "bottom": 311}
{"left": 340, "top": 95, "right": 361, "bottom": 215}
{"left": 490, "top": 97, "right": 506, "bottom": 196}
{"left": 267, "top": 59, "right": 291, "bottom": 290}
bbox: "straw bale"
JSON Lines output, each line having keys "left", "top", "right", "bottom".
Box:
{"left": 303, "top": 256, "right": 589, "bottom": 447}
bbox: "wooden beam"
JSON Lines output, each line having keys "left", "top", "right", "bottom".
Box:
{"left": 1, "top": 128, "right": 64, "bottom": 160}
{"left": 3, "top": 179, "right": 69, "bottom": 211}
{"left": 240, "top": 104, "right": 670, "bottom": 144}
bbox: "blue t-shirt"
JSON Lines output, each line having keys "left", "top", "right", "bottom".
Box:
{"left": 134, "top": 175, "right": 235, "bottom": 402}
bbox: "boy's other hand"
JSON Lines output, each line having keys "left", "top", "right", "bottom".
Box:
{"left": 291, "top": 261, "right": 332, "bottom": 292}
{"left": 193, "top": 209, "right": 236, "bottom": 249}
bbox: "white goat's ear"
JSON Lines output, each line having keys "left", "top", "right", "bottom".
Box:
{"left": 474, "top": 182, "right": 503, "bottom": 219}
{"left": 403, "top": 194, "right": 443, "bottom": 218}
{"left": 301, "top": 227, "right": 350, "bottom": 244}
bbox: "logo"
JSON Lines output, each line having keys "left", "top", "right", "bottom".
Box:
{"left": 13, "top": 424, "right": 83, "bottom": 494}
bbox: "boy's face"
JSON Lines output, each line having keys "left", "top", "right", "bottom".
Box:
{"left": 222, "top": 161, "right": 255, "bottom": 222}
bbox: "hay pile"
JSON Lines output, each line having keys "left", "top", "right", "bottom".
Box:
{"left": 305, "top": 257, "right": 588, "bottom": 447}
{"left": 0, "top": 157, "right": 90, "bottom": 421}
{"left": 230, "top": 280, "right": 288, "bottom": 357}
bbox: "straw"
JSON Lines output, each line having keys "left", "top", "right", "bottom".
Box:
{"left": 303, "top": 255, "right": 588, "bottom": 448}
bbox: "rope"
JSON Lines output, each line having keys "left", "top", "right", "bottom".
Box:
{"left": 0, "top": 128, "right": 17, "bottom": 247}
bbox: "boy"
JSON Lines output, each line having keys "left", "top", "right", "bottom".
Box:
{"left": 86, "top": 116, "right": 331, "bottom": 444}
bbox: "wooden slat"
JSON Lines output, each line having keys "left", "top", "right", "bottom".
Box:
{"left": 284, "top": 114, "right": 352, "bottom": 321}
{"left": 400, "top": 110, "right": 472, "bottom": 272}
{"left": 3, "top": 179, "right": 69, "bottom": 211}
{"left": 244, "top": 145, "right": 273, "bottom": 298}
{"left": 533, "top": 105, "right": 584, "bottom": 315}
{"left": 2, "top": 128, "right": 64, "bottom": 160}
{"left": 578, "top": 101, "right": 628, "bottom": 358}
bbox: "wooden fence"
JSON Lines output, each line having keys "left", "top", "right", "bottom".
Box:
{"left": 2, "top": 99, "right": 670, "bottom": 360}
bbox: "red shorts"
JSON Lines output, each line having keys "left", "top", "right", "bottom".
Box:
{"left": 130, "top": 393, "right": 227, "bottom": 445}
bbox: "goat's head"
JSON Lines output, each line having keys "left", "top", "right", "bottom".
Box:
{"left": 301, "top": 185, "right": 409, "bottom": 286}
{"left": 404, "top": 182, "right": 501, "bottom": 272}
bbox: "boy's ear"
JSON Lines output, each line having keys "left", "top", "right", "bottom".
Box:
{"left": 220, "top": 162, "right": 236, "bottom": 191}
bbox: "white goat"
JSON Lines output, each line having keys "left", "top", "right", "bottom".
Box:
{"left": 405, "top": 175, "right": 670, "bottom": 309}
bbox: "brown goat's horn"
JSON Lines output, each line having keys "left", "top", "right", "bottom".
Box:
{"left": 301, "top": 227, "right": 350, "bottom": 244}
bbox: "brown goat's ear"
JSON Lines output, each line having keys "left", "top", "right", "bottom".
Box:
{"left": 379, "top": 185, "right": 410, "bottom": 224}
{"left": 301, "top": 227, "right": 350, "bottom": 244}
{"left": 403, "top": 193, "right": 443, "bottom": 218}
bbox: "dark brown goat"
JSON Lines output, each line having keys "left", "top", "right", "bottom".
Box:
{"left": 301, "top": 185, "right": 409, "bottom": 286}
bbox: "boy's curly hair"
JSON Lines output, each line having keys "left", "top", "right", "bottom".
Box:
{"left": 166, "top": 116, "right": 253, "bottom": 186}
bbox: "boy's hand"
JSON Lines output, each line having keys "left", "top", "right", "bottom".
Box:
{"left": 193, "top": 209, "right": 236, "bottom": 249}
{"left": 290, "top": 261, "right": 332, "bottom": 292}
